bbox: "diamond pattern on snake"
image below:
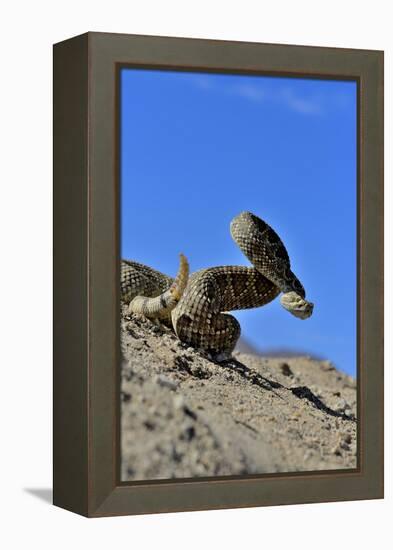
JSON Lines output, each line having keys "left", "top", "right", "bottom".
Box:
{"left": 121, "top": 211, "right": 314, "bottom": 361}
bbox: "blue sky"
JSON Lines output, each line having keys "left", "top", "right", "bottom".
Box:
{"left": 121, "top": 69, "right": 357, "bottom": 376}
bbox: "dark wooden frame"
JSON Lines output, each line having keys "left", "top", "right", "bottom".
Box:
{"left": 53, "top": 32, "right": 383, "bottom": 517}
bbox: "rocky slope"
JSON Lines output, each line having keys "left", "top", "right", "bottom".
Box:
{"left": 121, "top": 307, "right": 357, "bottom": 481}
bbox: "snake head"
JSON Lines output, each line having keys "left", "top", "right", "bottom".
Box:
{"left": 280, "top": 291, "right": 314, "bottom": 320}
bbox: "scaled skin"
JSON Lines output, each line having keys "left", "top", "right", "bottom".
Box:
{"left": 122, "top": 211, "right": 313, "bottom": 359}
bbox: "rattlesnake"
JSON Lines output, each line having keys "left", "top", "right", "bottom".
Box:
{"left": 121, "top": 211, "right": 313, "bottom": 360}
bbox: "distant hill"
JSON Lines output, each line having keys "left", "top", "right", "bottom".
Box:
{"left": 235, "top": 337, "right": 324, "bottom": 361}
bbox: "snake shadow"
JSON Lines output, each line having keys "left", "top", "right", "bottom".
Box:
{"left": 217, "top": 357, "right": 283, "bottom": 392}
{"left": 217, "top": 357, "right": 356, "bottom": 422}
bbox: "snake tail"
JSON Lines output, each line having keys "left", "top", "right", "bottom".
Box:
{"left": 127, "top": 253, "right": 189, "bottom": 319}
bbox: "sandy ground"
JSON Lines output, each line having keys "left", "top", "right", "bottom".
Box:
{"left": 120, "top": 307, "right": 357, "bottom": 481}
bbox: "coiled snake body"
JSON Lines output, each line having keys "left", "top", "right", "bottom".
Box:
{"left": 121, "top": 212, "right": 313, "bottom": 360}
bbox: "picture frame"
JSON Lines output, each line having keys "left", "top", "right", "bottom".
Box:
{"left": 53, "top": 32, "right": 384, "bottom": 517}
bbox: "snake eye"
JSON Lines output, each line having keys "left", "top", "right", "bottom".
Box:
{"left": 248, "top": 212, "right": 268, "bottom": 233}
{"left": 293, "top": 278, "right": 305, "bottom": 298}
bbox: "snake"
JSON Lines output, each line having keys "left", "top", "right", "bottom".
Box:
{"left": 121, "top": 211, "right": 314, "bottom": 360}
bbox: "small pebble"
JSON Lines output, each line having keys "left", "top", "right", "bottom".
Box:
{"left": 173, "top": 395, "right": 185, "bottom": 409}
{"left": 336, "top": 398, "right": 348, "bottom": 410}
{"left": 155, "top": 374, "right": 179, "bottom": 391}
{"left": 133, "top": 340, "right": 144, "bottom": 350}
{"left": 280, "top": 363, "right": 294, "bottom": 377}
{"left": 303, "top": 450, "right": 313, "bottom": 461}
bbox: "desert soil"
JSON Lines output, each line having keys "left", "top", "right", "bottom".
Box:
{"left": 121, "top": 306, "right": 357, "bottom": 481}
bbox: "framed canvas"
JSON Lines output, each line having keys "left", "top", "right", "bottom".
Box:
{"left": 53, "top": 32, "right": 384, "bottom": 517}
